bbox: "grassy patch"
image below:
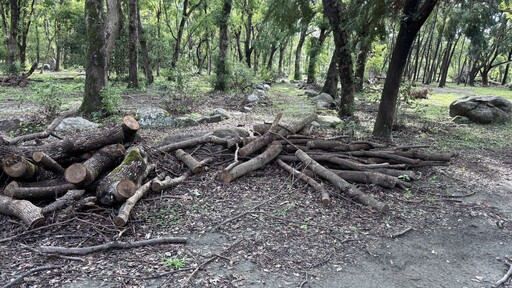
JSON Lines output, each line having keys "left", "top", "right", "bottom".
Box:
{"left": 269, "top": 84, "right": 315, "bottom": 121}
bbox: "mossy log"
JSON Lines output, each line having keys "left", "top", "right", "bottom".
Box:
{"left": 65, "top": 144, "right": 126, "bottom": 186}
{"left": 96, "top": 146, "right": 148, "bottom": 205}
{"left": 41, "top": 189, "right": 86, "bottom": 214}
{"left": 0, "top": 195, "right": 44, "bottom": 228}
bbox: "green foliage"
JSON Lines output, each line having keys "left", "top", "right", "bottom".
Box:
{"left": 162, "top": 59, "right": 201, "bottom": 115}
{"left": 93, "top": 85, "right": 122, "bottom": 119}
{"left": 231, "top": 62, "right": 256, "bottom": 92}
{"left": 162, "top": 257, "right": 187, "bottom": 269}
{"left": 3, "top": 62, "right": 22, "bottom": 76}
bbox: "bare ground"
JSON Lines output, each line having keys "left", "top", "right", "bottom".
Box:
{"left": 0, "top": 82, "right": 511, "bottom": 288}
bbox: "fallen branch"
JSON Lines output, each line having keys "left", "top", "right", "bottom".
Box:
{"left": 41, "top": 190, "right": 86, "bottom": 214}
{"left": 8, "top": 110, "right": 76, "bottom": 145}
{"left": 0, "top": 195, "right": 44, "bottom": 228}
{"left": 277, "top": 159, "right": 330, "bottom": 205}
{"left": 175, "top": 149, "right": 205, "bottom": 174}
{"left": 3, "top": 181, "right": 76, "bottom": 199}
{"left": 2, "top": 265, "right": 62, "bottom": 288}
{"left": 151, "top": 172, "right": 190, "bottom": 192}
{"left": 32, "top": 152, "right": 65, "bottom": 174}
{"left": 239, "top": 113, "right": 282, "bottom": 157}
{"left": 495, "top": 261, "right": 512, "bottom": 287}
{"left": 296, "top": 150, "right": 389, "bottom": 213}
{"left": 38, "top": 237, "right": 188, "bottom": 255}
{"left": 389, "top": 227, "right": 413, "bottom": 238}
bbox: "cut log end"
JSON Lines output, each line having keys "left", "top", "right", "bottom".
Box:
{"left": 218, "top": 170, "right": 234, "bottom": 183}
{"left": 115, "top": 179, "right": 137, "bottom": 200}
{"left": 113, "top": 216, "right": 127, "bottom": 227}
{"left": 2, "top": 154, "right": 32, "bottom": 178}
{"left": 123, "top": 116, "right": 140, "bottom": 131}
{"left": 64, "top": 163, "right": 89, "bottom": 185}
{"left": 3, "top": 181, "right": 20, "bottom": 197}
{"left": 32, "top": 151, "right": 45, "bottom": 162}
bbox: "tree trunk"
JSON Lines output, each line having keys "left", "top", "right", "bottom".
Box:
{"left": 7, "top": 0, "right": 20, "bottom": 74}
{"left": 0, "top": 195, "right": 44, "bottom": 228}
{"left": 373, "top": 0, "right": 438, "bottom": 140}
{"left": 127, "top": 0, "right": 139, "bottom": 88}
{"left": 267, "top": 44, "right": 277, "bottom": 71}
{"left": 171, "top": 0, "right": 191, "bottom": 68}
{"left": 214, "top": 0, "right": 232, "bottom": 91}
{"left": 244, "top": 11, "right": 253, "bottom": 67}
{"left": 235, "top": 30, "right": 243, "bottom": 62}
{"left": 501, "top": 49, "right": 512, "bottom": 85}
{"left": 322, "top": 0, "right": 355, "bottom": 117}
{"left": 105, "top": 0, "right": 122, "bottom": 69}
{"left": 438, "top": 40, "right": 452, "bottom": 87}
{"left": 424, "top": 14, "right": 445, "bottom": 84}
{"left": 322, "top": 50, "right": 338, "bottom": 98}
{"left": 278, "top": 42, "right": 286, "bottom": 76}
{"left": 355, "top": 39, "right": 371, "bottom": 92}
{"left": 306, "top": 28, "right": 328, "bottom": 84}
{"left": 294, "top": 26, "right": 307, "bottom": 80}
{"left": 137, "top": 4, "right": 153, "bottom": 84}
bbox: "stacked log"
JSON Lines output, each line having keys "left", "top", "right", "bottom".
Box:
{"left": 0, "top": 112, "right": 455, "bottom": 229}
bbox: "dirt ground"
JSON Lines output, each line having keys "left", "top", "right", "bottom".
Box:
{"left": 1, "top": 82, "right": 511, "bottom": 288}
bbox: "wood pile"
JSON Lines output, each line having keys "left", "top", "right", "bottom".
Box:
{"left": 0, "top": 112, "right": 455, "bottom": 228}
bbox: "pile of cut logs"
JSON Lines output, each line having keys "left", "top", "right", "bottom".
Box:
{"left": 0, "top": 111, "right": 455, "bottom": 228}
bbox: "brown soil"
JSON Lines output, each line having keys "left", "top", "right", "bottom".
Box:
{"left": 1, "top": 82, "right": 511, "bottom": 288}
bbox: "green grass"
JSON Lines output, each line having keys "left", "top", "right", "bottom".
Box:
{"left": 269, "top": 83, "right": 316, "bottom": 120}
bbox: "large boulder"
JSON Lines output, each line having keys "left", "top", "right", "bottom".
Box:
{"left": 449, "top": 96, "right": 512, "bottom": 124}
{"left": 55, "top": 117, "right": 99, "bottom": 132}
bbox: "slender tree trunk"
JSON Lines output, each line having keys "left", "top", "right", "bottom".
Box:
{"left": 294, "top": 26, "right": 307, "bottom": 80}
{"left": 105, "top": 0, "right": 122, "bottom": 71}
{"left": 278, "top": 42, "right": 286, "bottom": 76}
{"left": 235, "top": 30, "right": 243, "bottom": 62}
{"left": 7, "top": 0, "right": 20, "bottom": 74}
{"left": 137, "top": 4, "right": 153, "bottom": 84}
{"left": 306, "top": 28, "right": 328, "bottom": 84}
{"left": 502, "top": 49, "right": 512, "bottom": 85}
{"left": 355, "top": 39, "right": 371, "bottom": 92}
{"left": 373, "top": 0, "right": 438, "bottom": 140}
{"left": 81, "top": 0, "right": 107, "bottom": 115}
{"left": 322, "top": 50, "right": 338, "bottom": 98}
{"left": 412, "top": 31, "right": 423, "bottom": 82}
{"left": 156, "top": 0, "right": 161, "bottom": 76}
{"left": 425, "top": 15, "right": 445, "bottom": 84}
{"left": 214, "top": 0, "right": 232, "bottom": 91}
{"left": 127, "top": 0, "right": 139, "bottom": 88}
{"left": 322, "top": 0, "right": 354, "bottom": 117}
{"left": 421, "top": 12, "right": 437, "bottom": 83}
{"left": 438, "top": 34, "right": 459, "bottom": 87}
{"left": 267, "top": 44, "right": 277, "bottom": 71}
{"left": 244, "top": 12, "right": 253, "bottom": 67}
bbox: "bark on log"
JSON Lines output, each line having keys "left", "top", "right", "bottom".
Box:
{"left": 151, "top": 172, "right": 189, "bottom": 192}
{"left": 295, "top": 150, "right": 389, "bottom": 213}
{"left": 0, "top": 195, "right": 44, "bottom": 228}
{"left": 2, "top": 154, "right": 41, "bottom": 180}
{"left": 0, "top": 62, "right": 38, "bottom": 87}
{"left": 42, "top": 190, "right": 86, "bottom": 214}
{"left": 32, "top": 152, "right": 65, "bottom": 174}
{"left": 332, "top": 170, "right": 411, "bottom": 189}
{"left": 276, "top": 159, "right": 330, "bottom": 205}
{"left": 65, "top": 144, "right": 125, "bottom": 186}
{"left": 96, "top": 146, "right": 148, "bottom": 205}
{"left": 3, "top": 180, "right": 76, "bottom": 199}
{"left": 239, "top": 113, "right": 282, "bottom": 157}
{"left": 175, "top": 149, "right": 204, "bottom": 174}
{"left": 306, "top": 140, "right": 373, "bottom": 151}
{"left": 114, "top": 174, "right": 156, "bottom": 226}
{"left": 393, "top": 150, "right": 454, "bottom": 162}
{"left": 12, "top": 116, "right": 139, "bottom": 160}
{"left": 348, "top": 151, "right": 420, "bottom": 165}
{"left": 158, "top": 134, "right": 234, "bottom": 152}
{"left": 219, "top": 141, "right": 283, "bottom": 183}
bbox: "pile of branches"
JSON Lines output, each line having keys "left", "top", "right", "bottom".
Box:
{"left": 0, "top": 112, "right": 455, "bottom": 229}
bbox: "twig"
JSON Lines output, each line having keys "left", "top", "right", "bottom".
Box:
{"left": 495, "top": 262, "right": 512, "bottom": 287}
{"left": 38, "top": 237, "right": 187, "bottom": 255}
{"left": 2, "top": 265, "right": 62, "bottom": 288}
{"left": 141, "top": 267, "right": 194, "bottom": 280}
{"left": 19, "top": 243, "right": 85, "bottom": 262}
{"left": 389, "top": 227, "right": 413, "bottom": 238}
{"left": 0, "top": 218, "right": 76, "bottom": 244}
{"left": 8, "top": 110, "right": 75, "bottom": 145}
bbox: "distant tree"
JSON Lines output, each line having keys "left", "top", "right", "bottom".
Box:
{"left": 373, "top": 0, "right": 438, "bottom": 140}
{"left": 81, "top": 0, "right": 122, "bottom": 115}
{"left": 214, "top": 0, "right": 233, "bottom": 91}
{"left": 127, "top": 0, "right": 139, "bottom": 88}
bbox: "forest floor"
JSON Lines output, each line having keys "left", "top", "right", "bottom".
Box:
{"left": 1, "top": 76, "right": 512, "bottom": 288}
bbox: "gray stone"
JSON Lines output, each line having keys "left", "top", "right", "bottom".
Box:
{"left": 241, "top": 106, "right": 253, "bottom": 113}
{"left": 263, "top": 84, "right": 271, "bottom": 91}
{"left": 312, "top": 93, "right": 334, "bottom": 104}
{"left": 280, "top": 79, "right": 290, "bottom": 84}
{"left": 0, "top": 119, "right": 21, "bottom": 133}
{"left": 246, "top": 93, "right": 260, "bottom": 103}
{"left": 290, "top": 80, "right": 302, "bottom": 84}
{"left": 254, "top": 89, "right": 266, "bottom": 98}
{"left": 212, "top": 108, "right": 230, "bottom": 119}
{"left": 449, "top": 96, "right": 512, "bottom": 124}
{"left": 316, "top": 101, "right": 331, "bottom": 110}
{"left": 197, "top": 114, "right": 223, "bottom": 124}
{"left": 55, "top": 117, "right": 99, "bottom": 132}
{"left": 305, "top": 89, "right": 319, "bottom": 97}
{"left": 173, "top": 117, "right": 199, "bottom": 127}
{"left": 136, "top": 107, "right": 173, "bottom": 128}
{"left": 452, "top": 116, "right": 471, "bottom": 124}
{"left": 314, "top": 115, "right": 344, "bottom": 128}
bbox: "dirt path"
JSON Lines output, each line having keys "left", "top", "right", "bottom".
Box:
{"left": 1, "top": 83, "right": 511, "bottom": 288}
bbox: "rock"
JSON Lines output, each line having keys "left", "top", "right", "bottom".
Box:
{"left": 173, "top": 117, "right": 199, "bottom": 127}
{"left": 136, "top": 107, "right": 172, "bottom": 128}
{"left": 197, "top": 114, "right": 223, "bottom": 124}
{"left": 316, "top": 101, "right": 331, "bottom": 110}
{"left": 312, "top": 93, "right": 334, "bottom": 104}
{"left": 246, "top": 93, "right": 260, "bottom": 103}
{"left": 254, "top": 89, "right": 266, "bottom": 98}
{"left": 280, "top": 79, "right": 290, "bottom": 84}
{"left": 305, "top": 89, "right": 319, "bottom": 97}
{"left": 263, "top": 84, "right": 271, "bottom": 91}
{"left": 290, "top": 80, "right": 302, "bottom": 84}
{"left": 452, "top": 116, "right": 471, "bottom": 124}
{"left": 314, "top": 115, "right": 344, "bottom": 128}
{"left": 255, "top": 84, "right": 270, "bottom": 91}
{"left": 241, "top": 106, "right": 253, "bottom": 113}
{"left": 212, "top": 108, "right": 230, "bottom": 119}
{"left": 55, "top": 117, "right": 99, "bottom": 132}
{"left": 449, "top": 96, "right": 512, "bottom": 124}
